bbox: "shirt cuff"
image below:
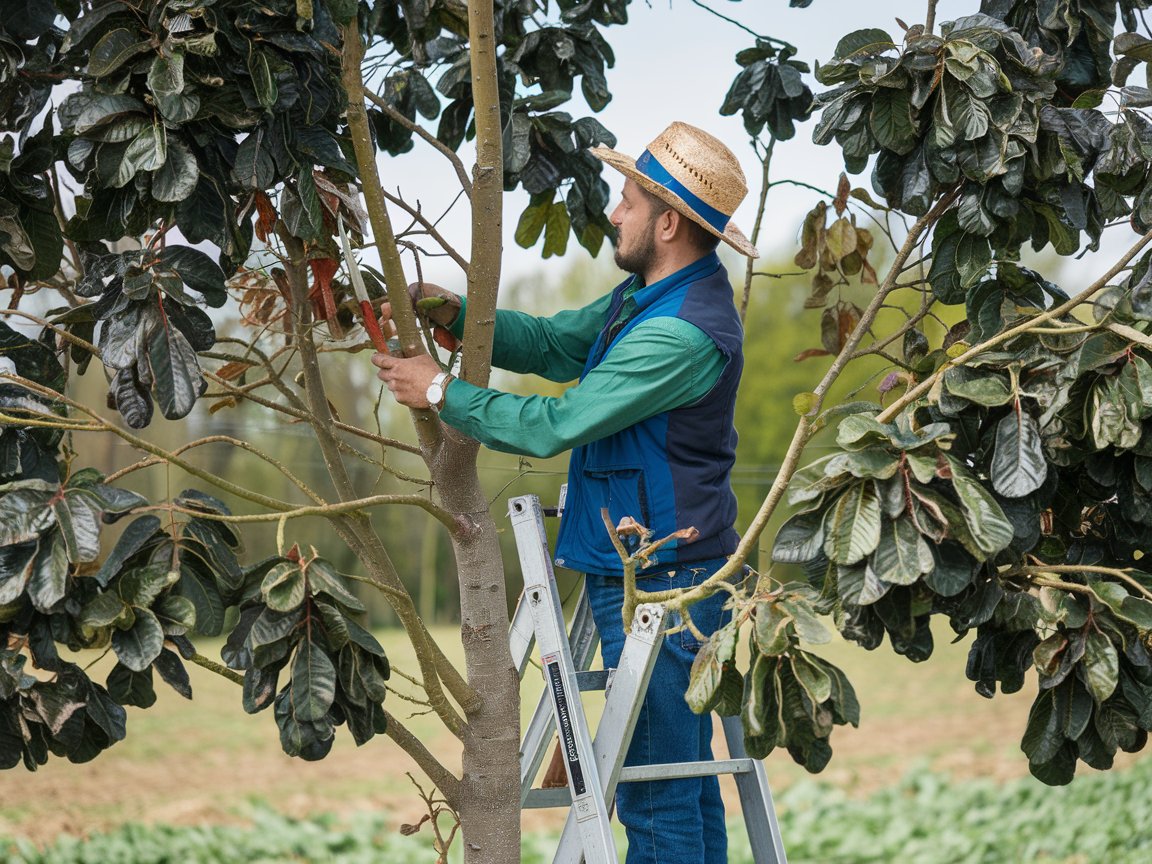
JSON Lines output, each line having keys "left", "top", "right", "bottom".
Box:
{"left": 448, "top": 295, "right": 467, "bottom": 339}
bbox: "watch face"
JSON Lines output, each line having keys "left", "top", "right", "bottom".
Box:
{"left": 426, "top": 382, "right": 444, "bottom": 405}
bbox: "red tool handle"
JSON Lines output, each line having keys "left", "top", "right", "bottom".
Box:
{"left": 359, "top": 299, "right": 391, "bottom": 353}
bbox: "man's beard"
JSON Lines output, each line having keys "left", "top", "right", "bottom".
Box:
{"left": 614, "top": 218, "right": 658, "bottom": 275}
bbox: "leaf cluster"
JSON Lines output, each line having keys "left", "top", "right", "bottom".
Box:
{"left": 224, "top": 550, "right": 389, "bottom": 760}
{"left": 771, "top": 260, "right": 1152, "bottom": 782}
{"left": 366, "top": 0, "right": 624, "bottom": 257}
{"left": 811, "top": 10, "right": 1152, "bottom": 304}
{"left": 686, "top": 587, "right": 859, "bottom": 773}
{"left": 720, "top": 39, "right": 814, "bottom": 141}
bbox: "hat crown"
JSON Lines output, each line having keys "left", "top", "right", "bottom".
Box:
{"left": 646, "top": 122, "right": 748, "bottom": 217}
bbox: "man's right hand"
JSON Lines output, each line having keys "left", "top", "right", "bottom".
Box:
{"left": 379, "top": 281, "right": 462, "bottom": 352}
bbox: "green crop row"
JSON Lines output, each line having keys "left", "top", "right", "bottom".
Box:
{"left": 4, "top": 758, "right": 1151, "bottom": 864}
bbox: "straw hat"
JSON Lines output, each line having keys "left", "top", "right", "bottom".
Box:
{"left": 591, "top": 121, "right": 759, "bottom": 258}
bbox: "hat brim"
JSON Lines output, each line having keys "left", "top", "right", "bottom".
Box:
{"left": 591, "top": 145, "right": 760, "bottom": 259}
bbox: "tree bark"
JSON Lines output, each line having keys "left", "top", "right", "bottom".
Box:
{"left": 449, "top": 2, "right": 521, "bottom": 862}
{"left": 342, "top": 9, "right": 521, "bottom": 861}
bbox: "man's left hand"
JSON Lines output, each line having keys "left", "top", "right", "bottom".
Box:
{"left": 371, "top": 352, "right": 443, "bottom": 409}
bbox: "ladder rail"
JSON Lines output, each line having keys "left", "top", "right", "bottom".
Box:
{"left": 509, "top": 493, "right": 788, "bottom": 864}
{"left": 509, "top": 495, "right": 617, "bottom": 864}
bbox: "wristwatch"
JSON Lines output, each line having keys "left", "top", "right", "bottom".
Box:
{"left": 425, "top": 371, "right": 453, "bottom": 412}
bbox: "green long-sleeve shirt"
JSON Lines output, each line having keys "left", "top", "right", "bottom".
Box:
{"left": 439, "top": 263, "right": 727, "bottom": 459}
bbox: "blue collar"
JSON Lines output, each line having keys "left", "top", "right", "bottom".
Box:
{"left": 632, "top": 252, "right": 722, "bottom": 311}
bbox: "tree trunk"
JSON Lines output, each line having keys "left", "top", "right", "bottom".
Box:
{"left": 449, "top": 1, "right": 520, "bottom": 860}
{"left": 432, "top": 439, "right": 521, "bottom": 863}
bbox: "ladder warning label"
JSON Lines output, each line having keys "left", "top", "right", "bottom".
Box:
{"left": 544, "top": 658, "right": 586, "bottom": 797}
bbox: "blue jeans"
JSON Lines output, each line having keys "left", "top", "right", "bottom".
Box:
{"left": 585, "top": 560, "right": 732, "bottom": 864}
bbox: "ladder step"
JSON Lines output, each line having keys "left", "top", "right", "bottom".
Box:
{"left": 575, "top": 669, "right": 612, "bottom": 691}
{"left": 523, "top": 759, "right": 760, "bottom": 808}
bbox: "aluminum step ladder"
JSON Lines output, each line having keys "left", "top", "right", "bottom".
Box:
{"left": 507, "top": 493, "right": 788, "bottom": 864}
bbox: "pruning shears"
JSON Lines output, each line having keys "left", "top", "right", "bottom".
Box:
{"left": 337, "top": 213, "right": 397, "bottom": 355}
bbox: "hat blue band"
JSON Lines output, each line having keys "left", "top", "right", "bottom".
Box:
{"left": 635, "top": 150, "right": 729, "bottom": 233}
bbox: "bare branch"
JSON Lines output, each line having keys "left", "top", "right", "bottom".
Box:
{"left": 363, "top": 88, "right": 473, "bottom": 199}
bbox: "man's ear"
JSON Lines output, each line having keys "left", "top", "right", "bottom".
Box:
{"left": 655, "top": 208, "right": 680, "bottom": 244}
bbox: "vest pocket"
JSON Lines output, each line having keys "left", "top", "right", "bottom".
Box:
{"left": 582, "top": 465, "right": 651, "bottom": 532}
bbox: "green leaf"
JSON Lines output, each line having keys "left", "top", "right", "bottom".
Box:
{"left": 991, "top": 408, "right": 1047, "bottom": 498}
{"left": 1022, "top": 689, "right": 1063, "bottom": 763}
{"left": 924, "top": 542, "right": 976, "bottom": 597}
{"left": 822, "top": 481, "right": 882, "bottom": 565}
{"left": 111, "top": 608, "right": 164, "bottom": 672}
{"left": 87, "top": 28, "right": 151, "bottom": 77}
{"left": 52, "top": 492, "right": 101, "bottom": 563}
{"left": 686, "top": 620, "right": 739, "bottom": 713}
{"left": 771, "top": 510, "right": 824, "bottom": 564}
{"left": 515, "top": 191, "right": 553, "bottom": 248}
{"left": 834, "top": 28, "right": 895, "bottom": 58}
{"left": 870, "top": 87, "right": 916, "bottom": 155}
{"left": 118, "top": 563, "right": 175, "bottom": 608}
{"left": 262, "top": 561, "right": 306, "bottom": 612}
{"left": 243, "top": 664, "right": 281, "bottom": 714}
{"left": 779, "top": 598, "right": 832, "bottom": 645}
{"left": 154, "top": 648, "right": 192, "bottom": 699}
{"left": 290, "top": 638, "right": 337, "bottom": 723}
{"left": 943, "top": 366, "right": 1014, "bottom": 406}
{"left": 542, "top": 200, "right": 571, "bottom": 258}
{"left": 156, "top": 245, "right": 226, "bottom": 307}
{"left": 94, "top": 515, "right": 161, "bottom": 586}
{"left": 870, "top": 516, "right": 933, "bottom": 586}
{"left": 144, "top": 310, "right": 205, "bottom": 420}
{"left": 1089, "top": 581, "right": 1152, "bottom": 630}
{"left": 741, "top": 654, "right": 779, "bottom": 758}
{"left": 151, "top": 138, "right": 200, "bottom": 203}
{"left": 80, "top": 591, "right": 129, "bottom": 628}
{"left": 231, "top": 128, "right": 274, "bottom": 191}
{"left": 174, "top": 563, "right": 225, "bottom": 636}
{"left": 791, "top": 652, "right": 832, "bottom": 703}
{"left": 148, "top": 53, "right": 199, "bottom": 124}
{"left": 949, "top": 462, "right": 1014, "bottom": 556}
{"left": 27, "top": 535, "right": 67, "bottom": 611}
{"left": 247, "top": 607, "right": 302, "bottom": 666}
{"left": 754, "top": 601, "right": 793, "bottom": 654}
{"left": 248, "top": 51, "right": 277, "bottom": 112}
{"left": 106, "top": 663, "right": 156, "bottom": 709}
{"left": 955, "top": 231, "right": 993, "bottom": 289}
{"left": 306, "top": 559, "right": 365, "bottom": 613}
{"left": 154, "top": 593, "right": 196, "bottom": 634}
{"left": 1083, "top": 631, "right": 1119, "bottom": 703}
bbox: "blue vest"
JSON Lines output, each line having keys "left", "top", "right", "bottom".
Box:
{"left": 554, "top": 254, "right": 743, "bottom": 576}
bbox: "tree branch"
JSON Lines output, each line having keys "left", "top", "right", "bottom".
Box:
{"left": 381, "top": 188, "right": 470, "bottom": 272}
{"left": 877, "top": 228, "right": 1152, "bottom": 423}
{"left": 741, "top": 136, "right": 775, "bottom": 323}
{"left": 385, "top": 710, "right": 461, "bottom": 804}
{"left": 363, "top": 88, "right": 473, "bottom": 199}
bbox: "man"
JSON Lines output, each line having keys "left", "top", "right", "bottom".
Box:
{"left": 373, "top": 121, "right": 757, "bottom": 864}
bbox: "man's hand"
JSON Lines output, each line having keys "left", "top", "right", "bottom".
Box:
{"left": 379, "top": 281, "right": 462, "bottom": 352}
{"left": 371, "top": 351, "right": 444, "bottom": 409}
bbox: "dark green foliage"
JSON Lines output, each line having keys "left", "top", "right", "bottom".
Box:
{"left": 766, "top": 256, "right": 1152, "bottom": 782}
{"left": 721, "top": 40, "right": 815, "bottom": 141}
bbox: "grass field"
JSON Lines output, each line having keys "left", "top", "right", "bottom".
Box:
{"left": 0, "top": 620, "right": 1147, "bottom": 861}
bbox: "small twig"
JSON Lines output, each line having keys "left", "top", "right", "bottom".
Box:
{"left": 189, "top": 652, "right": 245, "bottom": 685}
{"left": 363, "top": 88, "right": 473, "bottom": 199}
{"left": 925, "top": 0, "right": 939, "bottom": 35}
{"left": 878, "top": 228, "right": 1152, "bottom": 422}
{"left": 1021, "top": 564, "right": 1152, "bottom": 603}
{"left": 381, "top": 188, "right": 470, "bottom": 272}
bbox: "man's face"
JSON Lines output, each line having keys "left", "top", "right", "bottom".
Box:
{"left": 610, "top": 179, "right": 662, "bottom": 275}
